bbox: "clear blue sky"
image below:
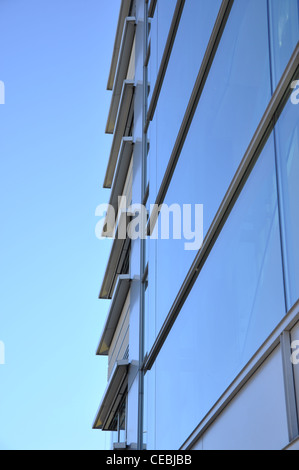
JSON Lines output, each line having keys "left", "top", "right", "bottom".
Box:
{"left": 0, "top": 0, "right": 120, "bottom": 450}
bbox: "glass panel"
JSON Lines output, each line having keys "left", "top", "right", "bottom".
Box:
{"left": 269, "top": 0, "right": 299, "bottom": 88}
{"left": 154, "top": 0, "right": 272, "bottom": 337}
{"left": 110, "top": 397, "right": 127, "bottom": 445}
{"left": 110, "top": 414, "right": 119, "bottom": 446}
{"left": 150, "top": 132, "right": 286, "bottom": 450}
{"left": 275, "top": 94, "right": 299, "bottom": 308}
{"left": 119, "top": 399, "right": 127, "bottom": 443}
{"left": 110, "top": 416, "right": 118, "bottom": 432}
{"left": 148, "top": 0, "right": 177, "bottom": 106}
{"left": 155, "top": 0, "right": 222, "bottom": 194}
{"left": 156, "top": 0, "right": 177, "bottom": 67}
{"left": 112, "top": 431, "right": 119, "bottom": 446}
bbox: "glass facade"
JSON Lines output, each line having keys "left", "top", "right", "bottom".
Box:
{"left": 148, "top": 131, "right": 286, "bottom": 449}
{"left": 145, "top": 0, "right": 299, "bottom": 450}
{"left": 268, "top": 0, "right": 299, "bottom": 88}
{"left": 275, "top": 97, "right": 299, "bottom": 308}
{"left": 99, "top": 0, "right": 299, "bottom": 452}
{"left": 154, "top": 0, "right": 222, "bottom": 192}
{"left": 153, "top": 0, "right": 274, "bottom": 340}
{"left": 148, "top": 0, "right": 177, "bottom": 106}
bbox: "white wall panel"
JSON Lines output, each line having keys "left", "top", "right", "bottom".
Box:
{"left": 192, "top": 347, "right": 288, "bottom": 450}
{"left": 291, "top": 321, "right": 299, "bottom": 419}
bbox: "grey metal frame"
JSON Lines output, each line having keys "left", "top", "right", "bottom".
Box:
{"left": 97, "top": 275, "right": 131, "bottom": 356}
{"left": 103, "top": 137, "right": 134, "bottom": 237}
{"left": 283, "top": 436, "right": 299, "bottom": 451}
{"left": 137, "top": 0, "right": 150, "bottom": 451}
{"left": 112, "top": 394, "right": 128, "bottom": 447}
{"left": 148, "top": 0, "right": 157, "bottom": 19}
{"left": 106, "top": 17, "right": 136, "bottom": 134}
{"left": 104, "top": 80, "right": 135, "bottom": 189}
{"left": 99, "top": 211, "right": 131, "bottom": 300}
{"left": 107, "top": 0, "right": 133, "bottom": 91}
{"left": 93, "top": 360, "right": 129, "bottom": 431}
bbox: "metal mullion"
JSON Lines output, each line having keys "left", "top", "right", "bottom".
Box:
{"left": 137, "top": 0, "right": 149, "bottom": 452}
{"left": 117, "top": 410, "right": 121, "bottom": 443}
{"left": 125, "top": 394, "right": 128, "bottom": 444}
{"left": 266, "top": 0, "right": 292, "bottom": 314}
{"left": 267, "top": 0, "right": 299, "bottom": 438}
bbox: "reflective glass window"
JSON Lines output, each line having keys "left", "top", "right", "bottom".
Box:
{"left": 148, "top": 0, "right": 177, "bottom": 106}
{"left": 269, "top": 0, "right": 299, "bottom": 88}
{"left": 275, "top": 94, "right": 299, "bottom": 308}
{"left": 154, "top": 0, "right": 272, "bottom": 335}
{"left": 155, "top": 0, "right": 222, "bottom": 193}
{"left": 151, "top": 132, "right": 286, "bottom": 449}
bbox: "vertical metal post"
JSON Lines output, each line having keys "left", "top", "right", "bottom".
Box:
{"left": 267, "top": 0, "right": 292, "bottom": 312}
{"left": 137, "top": 0, "right": 149, "bottom": 451}
{"left": 267, "top": 0, "right": 298, "bottom": 444}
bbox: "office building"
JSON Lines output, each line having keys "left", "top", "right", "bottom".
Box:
{"left": 93, "top": 0, "right": 299, "bottom": 450}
